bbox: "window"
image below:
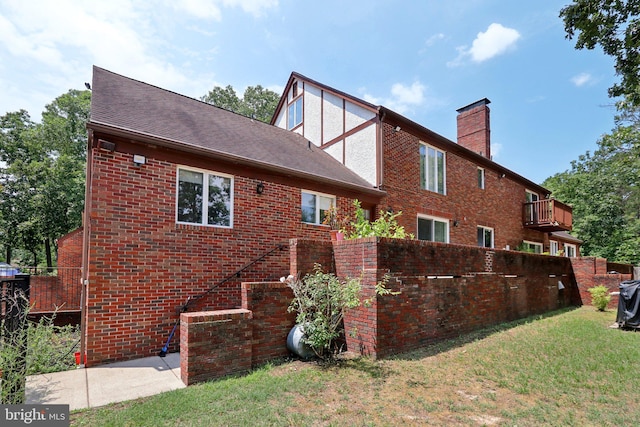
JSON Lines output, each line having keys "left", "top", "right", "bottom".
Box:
{"left": 549, "top": 240, "right": 559, "bottom": 256}
{"left": 564, "top": 243, "right": 577, "bottom": 258}
{"left": 417, "top": 216, "right": 449, "bottom": 243}
{"left": 419, "top": 143, "right": 446, "bottom": 194}
{"left": 177, "top": 167, "right": 233, "bottom": 227}
{"left": 301, "top": 190, "right": 335, "bottom": 225}
{"left": 477, "top": 226, "right": 494, "bottom": 248}
{"left": 288, "top": 97, "right": 302, "bottom": 129}
{"left": 521, "top": 240, "right": 543, "bottom": 254}
{"left": 477, "top": 167, "right": 485, "bottom": 189}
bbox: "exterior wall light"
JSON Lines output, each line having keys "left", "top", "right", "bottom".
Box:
{"left": 133, "top": 154, "right": 146, "bottom": 166}
{"left": 256, "top": 182, "right": 264, "bottom": 194}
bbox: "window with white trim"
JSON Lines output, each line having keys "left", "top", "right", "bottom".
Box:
{"left": 549, "top": 240, "right": 559, "bottom": 256}
{"left": 419, "top": 143, "right": 446, "bottom": 195}
{"left": 521, "top": 240, "right": 543, "bottom": 254}
{"left": 564, "top": 243, "right": 577, "bottom": 258}
{"left": 301, "top": 190, "right": 335, "bottom": 225}
{"left": 177, "top": 167, "right": 233, "bottom": 227}
{"left": 288, "top": 97, "right": 302, "bottom": 130}
{"left": 477, "top": 226, "right": 494, "bottom": 248}
{"left": 477, "top": 167, "right": 485, "bottom": 189}
{"left": 417, "top": 215, "right": 449, "bottom": 243}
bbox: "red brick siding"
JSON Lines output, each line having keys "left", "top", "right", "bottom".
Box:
{"left": 570, "top": 257, "right": 631, "bottom": 308}
{"left": 241, "top": 282, "right": 296, "bottom": 367}
{"left": 456, "top": 103, "right": 491, "bottom": 158}
{"left": 84, "top": 136, "right": 348, "bottom": 365}
{"left": 334, "top": 238, "right": 580, "bottom": 359}
{"left": 57, "top": 228, "right": 83, "bottom": 269}
{"left": 180, "top": 309, "right": 253, "bottom": 385}
{"left": 379, "top": 123, "right": 547, "bottom": 251}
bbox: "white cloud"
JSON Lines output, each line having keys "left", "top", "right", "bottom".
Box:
{"left": 571, "top": 72, "right": 593, "bottom": 87}
{"left": 424, "top": 33, "right": 445, "bottom": 47}
{"left": 172, "top": 0, "right": 278, "bottom": 21}
{"left": 448, "top": 23, "right": 520, "bottom": 66}
{"left": 362, "top": 81, "right": 427, "bottom": 114}
{"left": 469, "top": 23, "right": 520, "bottom": 62}
{"left": 0, "top": 0, "right": 279, "bottom": 119}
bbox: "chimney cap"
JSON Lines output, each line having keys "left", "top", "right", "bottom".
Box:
{"left": 456, "top": 98, "right": 491, "bottom": 113}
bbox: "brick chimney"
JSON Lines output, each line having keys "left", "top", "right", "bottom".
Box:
{"left": 456, "top": 98, "right": 491, "bottom": 159}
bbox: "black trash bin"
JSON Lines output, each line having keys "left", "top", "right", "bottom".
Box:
{"left": 616, "top": 280, "right": 640, "bottom": 329}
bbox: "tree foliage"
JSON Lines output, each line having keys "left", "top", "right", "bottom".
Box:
{"left": 201, "top": 84, "right": 280, "bottom": 123}
{"left": 0, "top": 89, "right": 89, "bottom": 266}
{"left": 543, "top": 105, "right": 640, "bottom": 264}
{"left": 560, "top": 0, "right": 640, "bottom": 105}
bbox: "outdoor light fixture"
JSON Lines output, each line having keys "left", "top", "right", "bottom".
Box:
{"left": 256, "top": 182, "right": 264, "bottom": 194}
{"left": 98, "top": 139, "right": 115, "bottom": 152}
{"left": 452, "top": 219, "right": 459, "bottom": 227}
{"left": 393, "top": 125, "right": 401, "bottom": 132}
{"left": 133, "top": 154, "right": 146, "bottom": 166}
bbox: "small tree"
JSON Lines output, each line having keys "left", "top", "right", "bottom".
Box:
{"left": 588, "top": 285, "right": 611, "bottom": 311}
{"left": 284, "top": 264, "right": 398, "bottom": 360}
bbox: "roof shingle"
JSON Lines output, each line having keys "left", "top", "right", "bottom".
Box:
{"left": 88, "top": 66, "right": 382, "bottom": 195}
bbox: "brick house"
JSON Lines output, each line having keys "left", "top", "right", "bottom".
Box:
{"left": 271, "top": 72, "right": 578, "bottom": 255}
{"left": 81, "top": 67, "right": 578, "bottom": 365}
{"left": 82, "top": 67, "right": 383, "bottom": 365}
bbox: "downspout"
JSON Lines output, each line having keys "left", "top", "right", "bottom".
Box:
{"left": 79, "top": 129, "right": 94, "bottom": 367}
{"left": 378, "top": 109, "right": 385, "bottom": 189}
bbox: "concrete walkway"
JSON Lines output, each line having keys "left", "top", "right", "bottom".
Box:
{"left": 25, "top": 353, "right": 185, "bottom": 411}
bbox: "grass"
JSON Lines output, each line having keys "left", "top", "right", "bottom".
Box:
{"left": 71, "top": 306, "right": 640, "bottom": 426}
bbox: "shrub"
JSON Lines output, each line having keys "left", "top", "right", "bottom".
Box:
{"left": 342, "top": 200, "right": 413, "bottom": 239}
{"left": 588, "top": 285, "right": 611, "bottom": 311}
{"left": 284, "top": 264, "right": 398, "bottom": 360}
{"left": 1, "top": 304, "right": 79, "bottom": 403}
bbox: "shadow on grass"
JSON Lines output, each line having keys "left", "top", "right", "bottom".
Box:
{"left": 389, "top": 306, "right": 580, "bottom": 362}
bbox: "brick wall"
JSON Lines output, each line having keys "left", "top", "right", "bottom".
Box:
{"left": 334, "top": 237, "right": 581, "bottom": 359}
{"left": 179, "top": 238, "right": 634, "bottom": 384}
{"left": 84, "top": 135, "right": 347, "bottom": 366}
{"left": 241, "top": 282, "right": 296, "bottom": 367}
{"left": 57, "top": 228, "right": 83, "bottom": 269}
{"left": 379, "top": 122, "right": 546, "bottom": 252}
{"left": 180, "top": 309, "right": 253, "bottom": 385}
{"left": 570, "top": 257, "right": 632, "bottom": 308}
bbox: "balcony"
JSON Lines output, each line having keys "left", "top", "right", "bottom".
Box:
{"left": 523, "top": 199, "right": 572, "bottom": 232}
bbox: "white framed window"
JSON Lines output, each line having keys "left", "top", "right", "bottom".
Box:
{"left": 301, "top": 190, "right": 335, "bottom": 225}
{"left": 477, "top": 226, "right": 494, "bottom": 248}
{"left": 288, "top": 97, "right": 303, "bottom": 130}
{"left": 417, "top": 215, "right": 449, "bottom": 243}
{"left": 477, "top": 167, "right": 485, "bottom": 189}
{"left": 549, "top": 240, "right": 559, "bottom": 256}
{"left": 564, "top": 243, "right": 577, "bottom": 258}
{"left": 521, "top": 240, "right": 543, "bottom": 254}
{"left": 419, "top": 143, "right": 446, "bottom": 195}
{"left": 176, "top": 167, "right": 233, "bottom": 227}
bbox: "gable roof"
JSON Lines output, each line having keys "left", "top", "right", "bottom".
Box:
{"left": 274, "top": 72, "right": 551, "bottom": 196}
{"left": 88, "top": 66, "right": 383, "bottom": 196}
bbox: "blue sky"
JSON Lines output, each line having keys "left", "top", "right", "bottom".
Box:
{"left": 0, "top": 0, "right": 618, "bottom": 184}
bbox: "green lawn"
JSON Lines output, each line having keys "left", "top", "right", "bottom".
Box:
{"left": 71, "top": 306, "right": 640, "bottom": 426}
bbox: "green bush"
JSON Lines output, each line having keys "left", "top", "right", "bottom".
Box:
{"left": 342, "top": 200, "right": 413, "bottom": 239}
{"left": 284, "top": 264, "right": 398, "bottom": 360}
{"left": 588, "top": 285, "right": 611, "bottom": 311}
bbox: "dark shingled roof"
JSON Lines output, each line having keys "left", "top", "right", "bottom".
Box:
{"left": 88, "top": 66, "right": 382, "bottom": 195}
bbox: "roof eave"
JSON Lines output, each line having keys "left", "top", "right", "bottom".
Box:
{"left": 380, "top": 107, "right": 551, "bottom": 196}
{"left": 87, "top": 121, "right": 385, "bottom": 198}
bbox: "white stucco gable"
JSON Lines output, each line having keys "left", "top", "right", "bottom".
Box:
{"left": 272, "top": 73, "right": 380, "bottom": 186}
